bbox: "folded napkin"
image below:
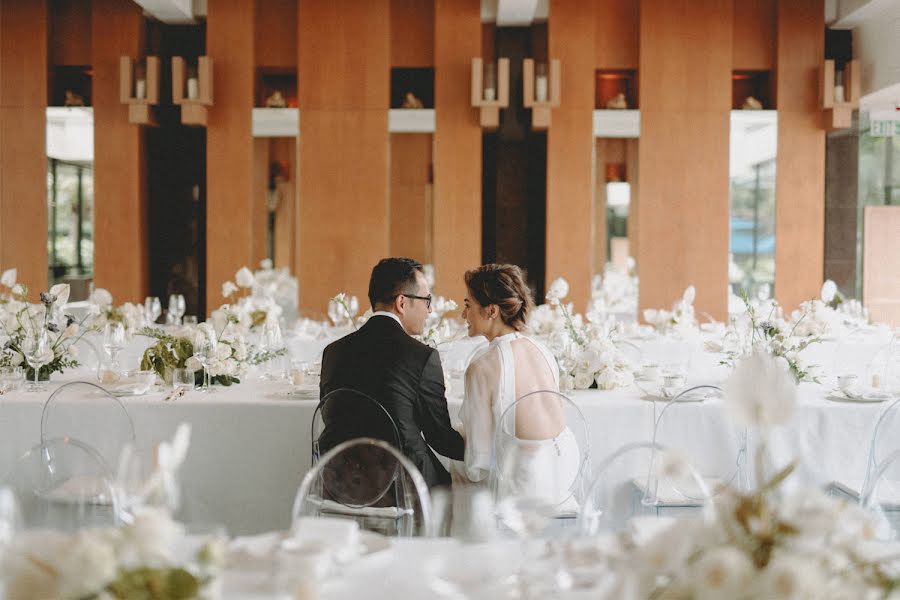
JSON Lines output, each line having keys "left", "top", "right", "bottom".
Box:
{"left": 317, "top": 499, "right": 412, "bottom": 519}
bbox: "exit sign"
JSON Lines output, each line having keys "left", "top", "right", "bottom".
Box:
{"left": 871, "top": 110, "right": 900, "bottom": 137}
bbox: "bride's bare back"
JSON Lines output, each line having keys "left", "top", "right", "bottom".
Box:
{"left": 509, "top": 337, "right": 565, "bottom": 440}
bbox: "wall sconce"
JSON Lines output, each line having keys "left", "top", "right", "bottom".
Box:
{"left": 173, "top": 56, "right": 214, "bottom": 127}
{"left": 821, "top": 59, "right": 859, "bottom": 131}
{"left": 523, "top": 58, "right": 561, "bottom": 129}
{"left": 471, "top": 58, "right": 509, "bottom": 130}
{"left": 119, "top": 56, "right": 159, "bottom": 126}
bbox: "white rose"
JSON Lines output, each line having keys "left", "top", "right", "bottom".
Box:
{"left": 233, "top": 339, "right": 248, "bottom": 361}
{"left": 221, "top": 280, "right": 238, "bottom": 298}
{"left": 0, "top": 268, "right": 16, "bottom": 288}
{"left": 559, "top": 373, "right": 575, "bottom": 391}
{"left": 215, "top": 343, "right": 232, "bottom": 360}
{"left": 235, "top": 267, "right": 255, "bottom": 288}
{"left": 185, "top": 356, "right": 202, "bottom": 371}
{"left": 90, "top": 287, "right": 113, "bottom": 307}
{"left": 573, "top": 369, "right": 594, "bottom": 390}
{"left": 56, "top": 532, "right": 117, "bottom": 599}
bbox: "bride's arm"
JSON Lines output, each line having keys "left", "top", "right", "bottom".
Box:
{"left": 461, "top": 353, "right": 499, "bottom": 483}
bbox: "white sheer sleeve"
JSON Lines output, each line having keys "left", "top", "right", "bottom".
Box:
{"left": 458, "top": 348, "right": 501, "bottom": 483}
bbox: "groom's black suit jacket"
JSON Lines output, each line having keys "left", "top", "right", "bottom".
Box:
{"left": 318, "top": 315, "right": 464, "bottom": 487}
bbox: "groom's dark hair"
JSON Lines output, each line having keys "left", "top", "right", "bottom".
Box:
{"left": 368, "top": 258, "right": 424, "bottom": 309}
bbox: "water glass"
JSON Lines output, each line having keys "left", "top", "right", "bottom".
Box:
{"left": 144, "top": 296, "right": 162, "bottom": 325}
{"left": 0, "top": 366, "right": 24, "bottom": 393}
{"left": 103, "top": 322, "right": 126, "bottom": 371}
{"left": 193, "top": 326, "right": 217, "bottom": 393}
{"left": 22, "top": 330, "right": 51, "bottom": 392}
{"left": 168, "top": 294, "right": 186, "bottom": 325}
{"left": 260, "top": 323, "right": 285, "bottom": 380}
{"left": 183, "top": 315, "right": 198, "bottom": 326}
{"left": 173, "top": 368, "right": 195, "bottom": 391}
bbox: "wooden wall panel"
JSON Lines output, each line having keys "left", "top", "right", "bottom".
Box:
{"left": 863, "top": 207, "right": 900, "bottom": 326}
{"left": 390, "top": 133, "right": 432, "bottom": 263}
{"left": 391, "top": 0, "right": 434, "bottom": 67}
{"left": 594, "top": 0, "right": 639, "bottom": 69}
{"left": 433, "top": 0, "right": 480, "bottom": 302}
{"left": 271, "top": 137, "right": 297, "bottom": 272}
{"left": 50, "top": 0, "right": 92, "bottom": 66}
{"left": 206, "top": 0, "right": 255, "bottom": 314}
{"left": 255, "top": 0, "right": 297, "bottom": 68}
{"left": 0, "top": 0, "right": 48, "bottom": 295}
{"left": 637, "top": 0, "right": 732, "bottom": 320}
{"left": 298, "top": 2, "right": 390, "bottom": 111}
{"left": 547, "top": 0, "right": 596, "bottom": 311}
{"left": 733, "top": 0, "right": 775, "bottom": 71}
{"left": 252, "top": 138, "right": 269, "bottom": 268}
{"left": 594, "top": 139, "right": 608, "bottom": 270}
{"left": 774, "top": 0, "right": 824, "bottom": 311}
{"left": 92, "top": 0, "right": 147, "bottom": 303}
{"left": 298, "top": 1, "right": 390, "bottom": 311}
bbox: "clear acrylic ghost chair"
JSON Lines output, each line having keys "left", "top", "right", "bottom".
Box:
{"left": 0, "top": 437, "right": 124, "bottom": 531}
{"left": 866, "top": 335, "right": 900, "bottom": 394}
{"left": 579, "top": 441, "right": 669, "bottom": 535}
{"left": 490, "top": 391, "right": 591, "bottom": 530}
{"left": 832, "top": 397, "right": 900, "bottom": 504}
{"left": 860, "top": 448, "right": 900, "bottom": 541}
{"left": 641, "top": 338, "right": 695, "bottom": 380}
{"left": 41, "top": 381, "right": 136, "bottom": 473}
{"left": 72, "top": 335, "right": 104, "bottom": 378}
{"left": 613, "top": 340, "right": 642, "bottom": 368}
{"left": 832, "top": 329, "right": 894, "bottom": 387}
{"left": 292, "top": 437, "right": 432, "bottom": 537}
{"left": 636, "top": 386, "right": 746, "bottom": 517}
{"left": 311, "top": 388, "right": 402, "bottom": 466}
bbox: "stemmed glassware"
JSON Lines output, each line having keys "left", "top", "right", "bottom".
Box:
{"left": 168, "top": 294, "right": 186, "bottom": 326}
{"left": 103, "top": 322, "right": 126, "bottom": 373}
{"left": 260, "top": 322, "right": 285, "bottom": 380}
{"left": 193, "top": 325, "right": 217, "bottom": 393}
{"left": 144, "top": 296, "right": 162, "bottom": 325}
{"left": 22, "top": 329, "right": 51, "bottom": 392}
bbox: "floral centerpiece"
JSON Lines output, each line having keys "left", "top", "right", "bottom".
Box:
{"left": 535, "top": 278, "right": 635, "bottom": 391}
{"left": 706, "top": 292, "right": 821, "bottom": 383}
{"left": 219, "top": 266, "right": 283, "bottom": 333}
{"left": 88, "top": 287, "right": 148, "bottom": 337}
{"left": 642, "top": 285, "right": 699, "bottom": 337}
{"left": 588, "top": 261, "right": 639, "bottom": 318}
{"left": 252, "top": 259, "right": 299, "bottom": 323}
{"left": 0, "top": 274, "right": 96, "bottom": 380}
{"left": 580, "top": 352, "right": 900, "bottom": 599}
{"left": 139, "top": 310, "right": 287, "bottom": 386}
{"left": 0, "top": 507, "right": 225, "bottom": 600}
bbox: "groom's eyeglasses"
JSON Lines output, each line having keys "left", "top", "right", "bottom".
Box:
{"left": 400, "top": 294, "right": 432, "bottom": 309}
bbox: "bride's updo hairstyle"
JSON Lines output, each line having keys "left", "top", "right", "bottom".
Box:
{"left": 464, "top": 264, "right": 534, "bottom": 332}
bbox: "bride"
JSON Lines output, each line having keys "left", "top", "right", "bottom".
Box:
{"left": 451, "top": 264, "right": 580, "bottom": 511}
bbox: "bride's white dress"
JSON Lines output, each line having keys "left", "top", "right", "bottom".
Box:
{"left": 451, "top": 332, "right": 580, "bottom": 509}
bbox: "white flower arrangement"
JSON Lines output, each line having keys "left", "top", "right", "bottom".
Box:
{"left": 251, "top": 259, "right": 299, "bottom": 324}
{"left": 789, "top": 299, "right": 847, "bottom": 339}
{"left": 535, "top": 277, "right": 634, "bottom": 391}
{"left": 588, "top": 263, "right": 639, "bottom": 318}
{"left": 706, "top": 293, "right": 821, "bottom": 383}
{"left": 0, "top": 507, "right": 225, "bottom": 600}
{"left": 328, "top": 292, "right": 360, "bottom": 329}
{"left": 219, "top": 264, "right": 284, "bottom": 333}
{"left": 642, "top": 285, "right": 699, "bottom": 337}
{"left": 580, "top": 352, "right": 900, "bottom": 599}
{"left": 421, "top": 297, "right": 464, "bottom": 348}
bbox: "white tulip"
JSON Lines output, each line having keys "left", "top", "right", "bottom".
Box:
{"left": 725, "top": 351, "right": 797, "bottom": 427}
{"left": 221, "top": 280, "right": 238, "bottom": 298}
{"left": 49, "top": 283, "right": 70, "bottom": 307}
{"left": 235, "top": 267, "right": 255, "bottom": 288}
{"left": 0, "top": 268, "right": 16, "bottom": 288}
{"left": 681, "top": 285, "right": 696, "bottom": 307}
{"left": 546, "top": 277, "right": 569, "bottom": 305}
{"left": 820, "top": 279, "right": 838, "bottom": 303}
{"left": 260, "top": 258, "right": 273, "bottom": 270}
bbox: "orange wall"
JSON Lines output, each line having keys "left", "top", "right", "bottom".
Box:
{"left": 0, "top": 0, "right": 49, "bottom": 295}
{"left": 92, "top": 0, "right": 148, "bottom": 303}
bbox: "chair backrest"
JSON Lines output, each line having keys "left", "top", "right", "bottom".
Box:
{"left": 41, "top": 381, "right": 136, "bottom": 473}
{"left": 833, "top": 329, "right": 895, "bottom": 384}
{"left": 311, "top": 388, "right": 402, "bottom": 466}
{"left": 0, "top": 437, "right": 124, "bottom": 531}
{"left": 292, "top": 437, "right": 432, "bottom": 537}
{"left": 860, "top": 397, "right": 900, "bottom": 501}
{"left": 491, "top": 390, "right": 591, "bottom": 514}
{"left": 646, "top": 385, "right": 746, "bottom": 506}
{"left": 613, "top": 340, "right": 642, "bottom": 367}
{"left": 860, "top": 448, "right": 900, "bottom": 541}
{"left": 579, "top": 441, "right": 668, "bottom": 535}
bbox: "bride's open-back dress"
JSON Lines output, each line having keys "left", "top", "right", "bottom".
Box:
{"left": 451, "top": 332, "right": 580, "bottom": 509}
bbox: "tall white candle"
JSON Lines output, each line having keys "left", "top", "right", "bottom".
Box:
{"left": 536, "top": 75, "right": 548, "bottom": 103}
{"left": 484, "top": 87, "right": 496, "bottom": 101}
{"left": 135, "top": 79, "right": 146, "bottom": 100}
{"left": 187, "top": 77, "right": 199, "bottom": 100}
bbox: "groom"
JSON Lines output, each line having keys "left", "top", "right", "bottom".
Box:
{"left": 319, "top": 258, "right": 464, "bottom": 487}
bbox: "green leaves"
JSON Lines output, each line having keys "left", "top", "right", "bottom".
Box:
{"left": 105, "top": 567, "right": 201, "bottom": 600}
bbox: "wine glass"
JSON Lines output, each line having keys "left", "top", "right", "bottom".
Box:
{"left": 193, "top": 325, "right": 217, "bottom": 393}
{"left": 144, "top": 296, "right": 162, "bottom": 325}
{"left": 103, "top": 322, "right": 126, "bottom": 372}
{"left": 22, "top": 329, "right": 51, "bottom": 392}
{"left": 168, "top": 294, "right": 186, "bottom": 326}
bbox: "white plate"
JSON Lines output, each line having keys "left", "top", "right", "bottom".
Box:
{"left": 271, "top": 385, "right": 320, "bottom": 401}
{"left": 826, "top": 389, "right": 896, "bottom": 403}
{"left": 638, "top": 385, "right": 712, "bottom": 403}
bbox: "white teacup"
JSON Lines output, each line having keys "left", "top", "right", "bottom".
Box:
{"left": 663, "top": 374, "right": 685, "bottom": 390}
{"left": 640, "top": 363, "right": 660, "bottom": 380}
{"left": 837, "top": 373, "right": 858, "bottom": 392}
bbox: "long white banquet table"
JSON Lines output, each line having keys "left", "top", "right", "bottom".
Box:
{"left": 0, "top": 366, "right": 885, "bottom": 535}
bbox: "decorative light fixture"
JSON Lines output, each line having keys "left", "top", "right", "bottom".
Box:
{"left": 119, "top": 56, "right": 159, "bottom": 126}
{"left": 471, "top": 57, "right": 510, "bottom": 130}
{"left": 821, "top": 59, "right": 859, "bottom": 131}
{"left": 523, "top": 58, "right": 560, "bottom": 129}
{"left": 172, "top": 56, "right": 213, "bottom": 126}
